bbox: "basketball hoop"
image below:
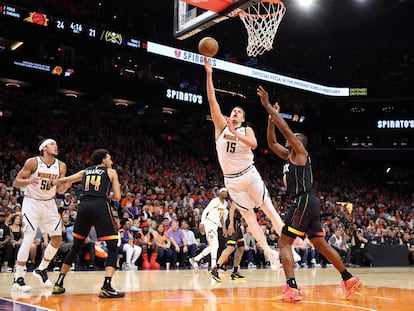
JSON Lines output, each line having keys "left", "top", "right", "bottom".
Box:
{"left": 238, "top": 0, "right": 286, "bottom": 57}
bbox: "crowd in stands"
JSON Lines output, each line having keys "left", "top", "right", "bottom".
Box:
{"left": 1, "top": 101, "right": 413, "bottom": 272}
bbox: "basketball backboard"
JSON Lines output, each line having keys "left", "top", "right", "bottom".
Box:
{"left": 174, "top": 0, "right": 258, "bottom": 40}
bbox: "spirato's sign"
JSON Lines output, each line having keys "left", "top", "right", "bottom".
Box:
{"left": 377, "top": 119, "right": 414, "bottom": 129}
{"left": 166, "top": 88, "right": 203, "bottom": 104}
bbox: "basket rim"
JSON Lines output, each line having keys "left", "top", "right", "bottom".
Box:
{"left": 238, "top": 0, "right": 285, "bottom": 18}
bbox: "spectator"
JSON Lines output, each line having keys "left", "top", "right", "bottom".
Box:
{"left": 0, "top": 211, "right": 13, "bottom": 272}
{"left": 329, "top": 229, "right": 352, "bottom": 266}
{"left": 167, "top": 220, "right": 188, "bottom": 268}
{"left": 119, "top": 219, "right": 142, "bottom": 271}
{"left": 153, "top": 223, "right": 173, "bottom": 269}
{"left": 134, "top": 221, "right": 159, "bottom": 270}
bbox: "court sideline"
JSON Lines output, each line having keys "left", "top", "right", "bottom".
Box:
{"left": 0, "top": 267, "right": 413, "bottom": 310}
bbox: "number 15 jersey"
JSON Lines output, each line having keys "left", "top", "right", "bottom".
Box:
{"left": 216, "top": 126, "right": 254, "bottom": 175}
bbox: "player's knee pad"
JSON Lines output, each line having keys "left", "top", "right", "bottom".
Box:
{"left": 63, "top": 238, "right": 84, "bottom": 265}
{"left": 105, "top": 239, "right": 118, "bottom": 268}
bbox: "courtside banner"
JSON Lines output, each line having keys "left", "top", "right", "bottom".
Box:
{"left": 147, "top": 41, "right": 350, "bottom": 97}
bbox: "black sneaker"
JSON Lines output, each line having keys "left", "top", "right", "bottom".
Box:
{"left": 99, "top": 287, "right": 125, "bottom": 298}
{"left": 231, "top": 272, "right": 247, "bottom": 280}
{"left": 218, "top": 264, "right": 227, "bottom": 272}
{"left": 210, "top": 268, "right": 221, "bottom": 282}
{"left": 33, "top": 269, "right": 52, "bottom": 287}
{"left": 52, "top": 285, "right": 66, "bottom": 295}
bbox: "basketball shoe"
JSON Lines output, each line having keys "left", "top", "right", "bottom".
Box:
{"left": 11, "top": 277, "right": 32, "bottom": 293}
{"left": 266, "top": 249, "right": 280, "bottom": 271}
{"left": 189, "top": 258, "right": 199, "bottom": 270}
{"left": 52, "top": 284, "right": 66, "bottom": 295}
{"left": 33, "top": 268, "right": 53, "bottom": 287}
{"left": 210, "top": 267, "right": 222, "bottom": 282}
{"left": 281, "top": 285, "right": 302, "bottom": 302}
{"left": 292, "top": 247, "right": 301, "bottom": 263}
{"left": 342, "top": 276, "right": 362, "bottom": 299}
{"left": 99, "top": 287, "right": 125, "bottom": 298}
{"left": 230, "top": 272, "right": 246, "bottom": 280}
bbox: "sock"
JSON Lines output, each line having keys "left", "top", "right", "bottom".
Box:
{"left": 287, "top": 278, "right": 298, "bottom": 289}
{"left": 340, "top": 269, "right": 353, "bottom": 281}
{"left": 103, "top": 276, "right": 112, "bottom": 289}
{"left": 233, "top": 266, "right": 239, "bottom": 273}
{"left": 55, "top": 273, "right": 66, "bottom": 287}
{"left": 15, "top": 265, "right": 26, "bottom": 279}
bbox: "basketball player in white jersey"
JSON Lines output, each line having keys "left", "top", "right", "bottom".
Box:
{"left": 190, "top": 187, "right": 228, "bottom": 270}
{"left": 203, "top": 57, "right": 299, "bottom": 271}
{"left": 12, "top": 138, "right": 69, "bottom": 292}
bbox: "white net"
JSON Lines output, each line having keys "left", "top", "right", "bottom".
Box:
{"left": 239, "top": 0, "right": 286, "bottom": 57}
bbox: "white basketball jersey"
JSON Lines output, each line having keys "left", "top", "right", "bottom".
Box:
{"left": 24, "top": 156, "right": 60, "bottom": 200}
{"left": 201, "top": 197, "right": 227, "bottom": 225}
{"left": 216, "top": 126, "right": 254, "bottom": 174}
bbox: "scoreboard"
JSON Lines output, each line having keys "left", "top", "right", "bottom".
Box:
{"left": 0, "top": 2, "right": 146, "bottom": 50}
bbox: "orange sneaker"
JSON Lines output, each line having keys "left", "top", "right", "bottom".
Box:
{"left": 281, "top": 285, "right": 302, "bottom": 302}
{"left": 342, "top": 276, "right": 362, "bottom": 299}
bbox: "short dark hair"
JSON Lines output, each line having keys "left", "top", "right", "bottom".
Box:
{"left": 295, "top": 133, "right": 308, "bottom": 148}
{"left": 91, "top": 149, "right": 110, "bottom": 165}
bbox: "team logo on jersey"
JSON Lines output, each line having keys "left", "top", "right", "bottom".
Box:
{"left": 223, "top": 134, "right": 237, "bottom": 141}
{"left": 38, "top": 172, "right": 58, "bottom": 179}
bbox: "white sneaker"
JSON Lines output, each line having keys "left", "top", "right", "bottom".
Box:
{"left": 189, "top": 258, "right": 199, "bottom": 270}
{"left": 11, "top": 277, "right": 32, "bottom": 293}
{"left": 292, "top": 247, "right": 301, "bottom": 263}
{"left": 248, "top": 262, "right": 257, "bottom": 269}
{"left": 33, "top": 269, "right": 53, "bottom": 287}
{"left": 128, "top": 263, "right": 137, "bottom": 270}
{"left": 266, "top": 249, "right": 280, "bottom": 271}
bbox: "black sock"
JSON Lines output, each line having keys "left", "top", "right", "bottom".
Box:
{"left": 287, "top": 278, "right": 297, "bottom": 289}
{"left": 340, "top": 269, "right": 353, "bottom": 281}
{"left": 55, "top": 273, "right": 66, "bottom": 287}
{"left": 103, "top": 277, "right": 112, "bottom": 289}
{"left": 233, "top": 266, "right": 238, "bottom": 273}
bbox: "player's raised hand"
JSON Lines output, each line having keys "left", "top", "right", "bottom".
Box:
{"left": 203, "top": 57, "right": 213, "bottom": 74}
{"left": 256, "top": 85, "right": 270, "bottom": 106}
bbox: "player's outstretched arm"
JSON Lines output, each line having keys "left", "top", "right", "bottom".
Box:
{"left": 257, "top": 85, "right": 307, "bottom": 158}
{"left": 51, "top": 170, "right": 85, "bottom": 187}
{"left": 204, "top": 57, "right": 226, "bottom": 136}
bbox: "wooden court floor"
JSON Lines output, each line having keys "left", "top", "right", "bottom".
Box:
{"left": 0, "top": 267, "right": 413, "bottom": 311}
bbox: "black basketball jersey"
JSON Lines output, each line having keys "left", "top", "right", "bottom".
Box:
{"left": 81, "top": 165, "right": 111, "bottom": 199}
{"left": 283, "top": 156, "right": 314, "bottom": 198}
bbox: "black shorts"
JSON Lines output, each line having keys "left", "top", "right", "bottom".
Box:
{"left": 72, "top": 197, "right": 118, "bottom": 241}
{"left": 226, "top": 222, "right": 244, "bottom": 247}
{"left": 282, "top": 191, "right": 323, "bottom": 239}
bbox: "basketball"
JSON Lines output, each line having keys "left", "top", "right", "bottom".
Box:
{"left": 198, "top": 37, "right": 219, "bottom": 57}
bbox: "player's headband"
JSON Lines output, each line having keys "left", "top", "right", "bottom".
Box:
{"left": 38, "top": 139, "right": 56, "bottom": 151}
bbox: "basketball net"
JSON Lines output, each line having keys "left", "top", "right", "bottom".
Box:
{"left": 238, "top": 0, "right": 286, "bottom": 57}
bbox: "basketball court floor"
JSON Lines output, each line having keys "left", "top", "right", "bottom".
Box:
{"left": 0, "top": 266, "right": 413, "bottom": 310}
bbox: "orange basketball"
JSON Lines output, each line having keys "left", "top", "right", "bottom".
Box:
{"left": 198, "top": 37, "right": 219, "bottom": 57}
